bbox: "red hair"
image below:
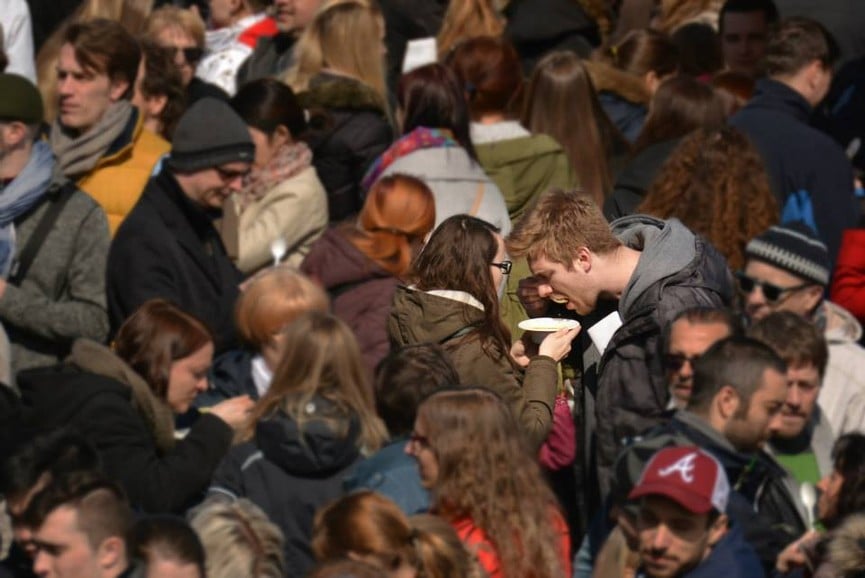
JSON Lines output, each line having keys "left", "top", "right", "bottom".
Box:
{"left": 346, "top": 174, "right": 436, "bottom": 277}
{"left": 446, "top": 36, "right": 523, "bottom": 120}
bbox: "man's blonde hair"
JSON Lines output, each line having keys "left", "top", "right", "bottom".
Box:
{"left": 507, "top": 189, "right": 621, "bottom": 265}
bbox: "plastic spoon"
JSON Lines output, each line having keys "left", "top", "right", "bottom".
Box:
{"left": 270, "top": 237, "right": 287, "bottom": 267}
{"left": 800, "top": 482, "right": 817, "bottom": 528}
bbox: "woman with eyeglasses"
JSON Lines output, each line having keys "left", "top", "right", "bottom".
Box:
{"left": 388, "top": 215, "right": 579, "bottom": 449}
{"left": 405, "top": 388, "right": 572, "bottom": 578}
{"left": 302, "top": 174, "right": 436, "bottom": 375}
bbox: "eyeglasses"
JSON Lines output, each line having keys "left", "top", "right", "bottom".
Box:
{"left": 408, "top": 431, "right": 430, "bottom": 449}
{"left": 735, "top": 271, "right": 811, "bottom": 303}
{"left": 215, "top": 165, "right": 249, "bottom": 182}
{"left": 491, "top": 260, "right": 512, "bottom": 275}
{"left": 169, "top": 46, "right": 204, "bottom": 64}
{"left": 663, "top": 353, "right": 701, "bottom": 372}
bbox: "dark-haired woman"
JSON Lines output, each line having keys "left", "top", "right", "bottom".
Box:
{"left": 605, "top": 74, "right": 726, "bottom": 220}
{"left": 586, "top": 29, "right": 679, "bottom": 143}
{"left": 363, "top": 63, "right": 511, "bottom": 236}
{"left": 225, "top": 78, "right": 328, "bottom": 275}
{"left": 17, "top": 300, "right": 254, "bottom": 513}
{"left": 388, "top": 215, "right": 579, "bottom": 449}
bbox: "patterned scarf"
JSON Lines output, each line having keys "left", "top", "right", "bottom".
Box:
{"left": 237, "top": 141, "right": 313, "bottom": 212}
{"left": 361, "top": 127, "right": 460, "bottom": 190}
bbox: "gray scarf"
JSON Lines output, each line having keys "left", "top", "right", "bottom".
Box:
{"left": 50, "top": 101, "right": 134, "bottom": 179}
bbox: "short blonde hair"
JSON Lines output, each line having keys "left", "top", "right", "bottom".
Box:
{"left": 507, "top": 189, "right": 621, "bottom": 265}
{"left": 235, "top": 268, "right": 329, "bottom": 349}
{"left": 190, "top": 499, "right": 285, "bottom": 578}
{"left": 145, "top": 6, "right": 206, "bottom": 48}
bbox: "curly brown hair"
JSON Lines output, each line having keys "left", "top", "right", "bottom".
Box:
{"left": 418, "top": 388, "right": 567, "bottom": 578}
{"left": 638, "top": 127, "right": 779, "bottom": 271}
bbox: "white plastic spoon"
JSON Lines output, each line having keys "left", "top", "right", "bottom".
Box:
{"left": 270, "top": 237, "right": 288, "bottom": 267}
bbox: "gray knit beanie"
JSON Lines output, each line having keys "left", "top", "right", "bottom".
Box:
{"left": 745, "top": 222, "right": 830, "bottom": 286}
{"left": 169, "top": 98, "right": 255, "bottom": 172}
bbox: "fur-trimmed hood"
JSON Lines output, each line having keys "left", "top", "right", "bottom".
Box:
{"left": 584, "top": 59, "right": 651, "bottom": 105}
{"left": 298, "top": 72, "right": 389, "bottom": 115}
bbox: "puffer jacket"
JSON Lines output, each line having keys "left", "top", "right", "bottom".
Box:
{"left": 301, "top": 228, "right": 398, "bottom": 375}
{"left": 595, "top": 215, "right": 733, "bottom": 494}
{"left": 76, "top": 111, "right": 170, "bottom": 235}
{"left": 299, "top": 73, "right": 394, "bottom": 223}
{"left": 208, "top": 397, "right": 363, "bottom": 578}
{"left": 388, "top": 286, "right": 557, "bottom": 449}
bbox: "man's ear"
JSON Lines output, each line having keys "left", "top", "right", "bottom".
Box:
{"left": 108, "top": 77, "right": 131, "bottom": 102}
{"left": 715, "top": 385, "right": 740, "bottom": 421}
{"left": 97, "top": 536, "right": 125, "bottom": 571}
{"left": 707, "top": 513, "right": 728, "bottom": 547}
{"left": 801, "top": 284, "right": 824, "bottom": 314}
{"left": 575, "top": 247, "right": 593, "bottom": 274}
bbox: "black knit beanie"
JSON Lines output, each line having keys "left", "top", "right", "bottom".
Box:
{"left": 745, "top": 222, "right": 830, "bottom": 286}
{"left": 169, "top": 98, "right": 255, "bottom": 172}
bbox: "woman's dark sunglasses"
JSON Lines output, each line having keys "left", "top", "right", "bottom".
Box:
{"left": 170, "top": 46, "right": 204, "bottom": 64}
{"left": 735, "top": 271, "right": 810, "bottom": 303}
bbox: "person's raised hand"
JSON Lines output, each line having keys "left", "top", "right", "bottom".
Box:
{"left": 517, "top": 276, "right": 550, "bottom": 318}
{"left": 209, "top": 395, "right": 255, "bottom": 429}
{"left": 538, "top": 326, "right": 581, "bottom": 362}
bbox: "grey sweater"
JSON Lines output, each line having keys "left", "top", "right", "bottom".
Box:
{"left": 0, "top": 176, "right": 110, "bottom": 378}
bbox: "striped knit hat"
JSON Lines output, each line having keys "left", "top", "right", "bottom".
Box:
{"left": 745, "top": 223, "right": 830, "bottom": 286}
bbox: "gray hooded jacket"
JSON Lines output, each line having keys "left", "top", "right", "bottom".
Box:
{"left": 595, "top": 215, "right": 733, "bottom": 494}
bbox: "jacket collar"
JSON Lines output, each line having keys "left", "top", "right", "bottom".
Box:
{"left": 751, "top": 78, "right": 813, "bottom": 123}
{"left": 145, "top": 169, "right": 228, "bottom": 289}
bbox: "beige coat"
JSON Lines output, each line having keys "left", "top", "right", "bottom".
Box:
{"left": 221, "top": 166, "right": 329, "bottom": 275}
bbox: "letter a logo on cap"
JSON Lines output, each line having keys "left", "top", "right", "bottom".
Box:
{"left": 658, "top": 452, "right": 697, "bottom": 483}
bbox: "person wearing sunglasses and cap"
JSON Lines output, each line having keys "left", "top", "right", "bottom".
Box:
{"left": 740, "top": 222, "right": 865, "bottom": 437}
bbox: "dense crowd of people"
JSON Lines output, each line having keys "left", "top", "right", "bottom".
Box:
{"left": 2, "top": 0, "right": 865, "bottom": 577}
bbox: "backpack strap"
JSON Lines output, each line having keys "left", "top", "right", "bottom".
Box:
{"left": 8, "top": 181, "right": 77, "bottom": 286}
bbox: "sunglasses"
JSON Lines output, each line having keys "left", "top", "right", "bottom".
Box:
{"left": 735, "top": 271, "right": 810, "bottom": 303}
{"left": 169, "top": 46, "right": 204, "bottom": 64}
{"left": 491, "top": 260, "right": 512, "bottom": 275}
{"left": 408, "top": 431, "right": 430, "bottom": 449}
{"left": 663, "top": 353, "right": 701, "bottom": 372}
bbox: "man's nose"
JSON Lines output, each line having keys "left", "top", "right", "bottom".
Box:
{"left": 651, "top": 525, "right": 671, "bottom": 550}
{"left": 786, "top": 385, "right": 801, "bottom": 408}
{"left": 537, "top": 284, "right": 553, "bottom": 298}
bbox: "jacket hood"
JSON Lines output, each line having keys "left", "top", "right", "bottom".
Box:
{"left": 388, "top": 286, "right": 485, "bottom": 347}
{"left": 301, "top": 228, "right": 392, "bottom": 291}
{"left": 823, "top": 300, "right": 863, "bottom": 344}
{"left": 748, "top": 78, "right": 812, "bottom": 123}
{"left": 584, "top": 60, "right": 650, "bottom": 105}
{"left": 299, "top": 73, "right": 388, "bottom": 116}
{"left": 255, "top": 396, "right": 361, "bottom": 476}
{"left": 612, "top": 215, "right": 697, "bottom": 318}
{"left": 65, "top": 339, "right": 177, "bottom": 452}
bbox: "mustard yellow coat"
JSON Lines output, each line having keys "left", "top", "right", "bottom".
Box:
{"left": 77, "top": 116, "right": 170, "bottom": 236}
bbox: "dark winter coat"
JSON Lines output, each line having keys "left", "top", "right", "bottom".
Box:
{"left": 619, "top": 410, "right": 807, "bottom": 572}
{"left": 730, "top": 79, "right": 860, "bottom": 261}
{"left": 595, "top": 216, "right": 734, "bottom": 494}
{"left": 604, "top": 138, "right": 682, "bottom": 221}
{"left": 16, "top": 339, "right": 234, "bottom": 514}
{"left": 299, "top": 73, "right": 394, "bottom": 223}
{"left": 379, "top": 0, "right": 447, "bottom": 92}
{"left": 197, "top": 348, "right": 257, "bottom": 407}
{"left": 301, "top": 228, "right": 398, "bottom": 375}
{"left": 388, "top": 287, "right": 558, "bottom": 449}
{"left": 585, "top": 60, "right": 651, "bottom": 144}
{"left": 186, "top": 77, "right": 229, "bottom": 106}
{"left": 504, "top": 0, "right": 600, "bottom": 75}
{"left": 208, "top": 397, "right": 363, "bottom": 578}
{"left": 235, "top": 33, "right": 297, "bottom": 86}
{"left": 107, "top": 169, "right": 243, "bottom": 354}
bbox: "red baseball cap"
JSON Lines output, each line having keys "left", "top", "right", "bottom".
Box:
{"left": 628, "top": 446, "right": 729, "bottom": 514}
